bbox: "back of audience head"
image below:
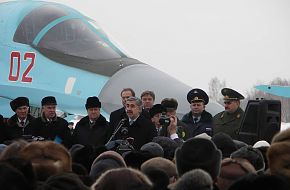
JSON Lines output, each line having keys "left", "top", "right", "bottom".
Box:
{"left": 230, "top": 145, "right": 265, "bottom": 173}
{"left": 175, "top": 137, "right": 222, "bottom": 181}
{"left": 19, "top": 141, "right": 72, "bottom": 181}
{"left": 253, "top": 140, "right": 270, "bottom": 171}
{"left": 141, "top": 157, "right": 177, "bottom": 184}
{"left": 267, "top": 128, "right": 290, "bottom": 180}
{"left": 0, "top": 139, "right": 28, "bottom": 161}
{"left": 216, "top": 158, "right": 256, "bottom": 190}
{"left": 152, "top": 136, "right": 179, "bottom": 160}
{"left": 3, "top": 157, "right": 36, "bottom": 186}
{"left": 228, "top": 174, "right": 290, "bottom": 190}
{"left": 90, "top": 150, "right": 127, "bottom": 182}
{"left": 143, "top": 169, "right": 169, "bottom": 190}
{"left": 140, "top": 142, "right": 164, "bottom": 157}
{"left": 69, "top": 144, "right": 107, "bottom": 172}
{"left": 211, "top": 132, "right": 238, "bottom": 158}
{"left": 173, "top": 169, "right": 213, "bottom": 190}
{"left": 39, "top": 172, "right": 90, "bottom": 190}
{"left": 0, "top": 162, "right": 30, "bottom": 190}
{"left": 72, "top": 162, "right": 93, "bottom": 187}
{"left": 123, "top": 150, "right": 154, "bottom": 169}
{"left": 92, "top": 167, "right": 153, "bottom": 190}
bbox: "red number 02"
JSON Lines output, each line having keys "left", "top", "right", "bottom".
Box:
{"left": 9, "top": 52, "right": 35, "bottom": 83}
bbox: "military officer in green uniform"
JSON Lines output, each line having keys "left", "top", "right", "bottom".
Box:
{"left": 213, "top": 88, "right": 245, "bottom": 139}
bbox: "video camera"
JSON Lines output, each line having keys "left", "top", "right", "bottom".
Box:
{"left": 159, "top": 115, "right": 171, "bottom": 127}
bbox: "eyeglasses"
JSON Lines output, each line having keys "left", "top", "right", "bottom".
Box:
{"left": 224, "top": 101, "right": 232, "bottom": 105}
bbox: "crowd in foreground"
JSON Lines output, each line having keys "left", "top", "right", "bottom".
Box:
{"left": 0, "top": 87, "right": 289, "bottom": 190}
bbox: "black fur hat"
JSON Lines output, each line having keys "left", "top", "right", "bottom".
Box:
{"left": 41, "top": 96, "right": 57, "bottom": 106}
{"left": 85, "top": 96, "right": 101, "bottom": 109}
{"left": 212, "top": 132, "right": 238, "bottom": 158}
{"left": 149, "top": 104, "right": 165, "bottom": 118}
{"left": 175, "top": 137, "right": 222, "bottom": 178}
{"left": 231, "top": 145, "right": 265, "bottom": 172}
{"left": 10, "top": 97, "right": 29, "bottom": 111}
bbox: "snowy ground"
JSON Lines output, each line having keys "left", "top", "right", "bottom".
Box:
{"left": 281, "top": 122, "right": 290, "bottom": 131}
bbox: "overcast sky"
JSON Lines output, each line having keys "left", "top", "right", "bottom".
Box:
{"left": 7, "top": 0, "right": 290, "bottom": 95}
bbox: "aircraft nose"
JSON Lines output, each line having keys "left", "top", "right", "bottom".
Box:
{"left": 98, "top": 64, "right": 223, "bottom": 117}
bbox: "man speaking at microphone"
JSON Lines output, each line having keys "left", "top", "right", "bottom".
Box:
{"left": 114, "top": 96, "right": 157, "bottom": 150}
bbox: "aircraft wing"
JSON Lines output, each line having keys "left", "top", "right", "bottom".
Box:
{"left": 255, "top": 85, "right": 290, "bottom": 98}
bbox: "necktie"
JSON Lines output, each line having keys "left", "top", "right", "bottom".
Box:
{"left": 129, "top": 120, "right": 134, "bottom": 126}
{"left": 156, "top": 128, "right": 160, "bottom": 135}
{"left": 20, "top": 121, "right": 25, "bottom": 127}
{"left": 89, "top": 121, "right": 95, "bottom": 128}
{"left": 194, "top": 118, "right": 198, "bottom": 124}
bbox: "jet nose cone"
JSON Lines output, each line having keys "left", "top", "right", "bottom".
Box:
{"left": 99, "top": 64, "right": 223, "bottom": 117}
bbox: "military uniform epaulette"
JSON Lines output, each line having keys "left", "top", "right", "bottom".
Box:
{"left": 219, "top": 109, "right": 242, "bottom": 119}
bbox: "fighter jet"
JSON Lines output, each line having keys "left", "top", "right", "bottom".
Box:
{"left": 0, "top": 1, "right": 223, "bottom": 118}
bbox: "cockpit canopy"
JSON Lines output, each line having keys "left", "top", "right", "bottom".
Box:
{"left": 13, "top": 4, "right": 124, "bottom": 62}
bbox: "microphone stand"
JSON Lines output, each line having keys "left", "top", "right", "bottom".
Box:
{"left": 106, "top": 118, "right": 126, "bottom": 146}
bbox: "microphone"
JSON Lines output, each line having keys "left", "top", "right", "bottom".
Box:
{"left": 105, "top": 118, "right": 127, "bottom": 147}
{"left": 120, "top": 118, "right": 127, "bottom": 122}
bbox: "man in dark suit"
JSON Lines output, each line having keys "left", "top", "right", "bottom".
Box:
{"left": 113, "top": 96, "right": 157, "bottom": 150}
{"left": 140, "top": 90, "right": 155, "bottom": 119}
{"left": 72, "top": 96, "right": 111, "bottom": 147}
{"left": 25, "top": 96, "right": 72, "bottom": 148}
{"left": 6, "top": 97, "right": 35, "bottom": 141}
{"left": 161, "top": 98, "right": 189, "bottom": 140}
{"left": 0, "top": 114, "right": 8, "bottom": 143}
{"left": 109, "top": 88, "right": 135, "bottom": 130}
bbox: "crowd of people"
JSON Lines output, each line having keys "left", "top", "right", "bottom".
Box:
{"left": 0, "top": 87, "right": 289, "bottom": 190}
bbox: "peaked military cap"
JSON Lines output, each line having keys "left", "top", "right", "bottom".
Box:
{"left": 222, "top": 88, "right": 245, "bottom": 100}
{"left": 10, "top": 97, "right": 29, "bottom": 112}
{"left": 187, "top": 88, "right": 209, "bottom": 105}
{"left": 85, "top": 96, "right": 101, "bottom": 109}
{"left": 149, "top": 104, "right": 166, "bottom": 118}
{"left": 41, "top": 96, "right": 57, "bottom": 106}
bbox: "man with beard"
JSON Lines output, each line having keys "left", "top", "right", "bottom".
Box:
{"left": 213, "top": 88, "right": 245, "bottom": 139}
{"left": 110, "top": 88, "right": 135, "bottom": 130}
{"left": 6, "top": 97, "right": 35, "bottom": 141}
{"left": 113, "top": 96, "right": 157, "bottom": 150}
